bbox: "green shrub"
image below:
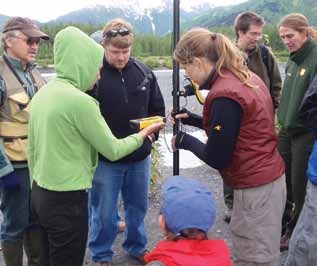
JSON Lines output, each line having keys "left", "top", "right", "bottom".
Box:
{"left": 142, "top": 57, "right": 160, "bottom": 69}
{"left": 137, "top": 56, "right": 172, "bottom": 69}
{"left": 274, "top": 50, "right": 289, "bottom": 63}
{"left": 160, "top": 57, "right": 172, "bottom": 69}
{"left": 150, "top": 141, "right": 163, "bottom": 190}
{"left": 37, "top": 58, "right": 53, "bottom": 68}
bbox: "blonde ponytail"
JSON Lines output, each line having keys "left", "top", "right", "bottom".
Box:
{"left": 174, "top": 28, "right": 255, "bottom": 88}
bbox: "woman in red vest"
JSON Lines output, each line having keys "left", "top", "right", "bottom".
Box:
{"left": 171, "top": 28, "right": 286, "bottom": 266}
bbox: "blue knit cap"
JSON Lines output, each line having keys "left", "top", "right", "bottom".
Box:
{"left": 161, "top": 176, "right": 216, "bottom": 235}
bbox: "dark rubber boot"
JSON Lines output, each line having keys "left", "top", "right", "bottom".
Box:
{"left": 2, "top": 240, "right": 23, "bottom": 266}
{"left": 23, "top": 227, "right": 42, "bottom": 266}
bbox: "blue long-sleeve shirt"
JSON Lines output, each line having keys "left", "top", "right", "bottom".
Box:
{"left": 176, "top": 97, "right": 243, "bottom": 170}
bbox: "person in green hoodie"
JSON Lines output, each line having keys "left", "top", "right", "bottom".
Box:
{"left": 277, "top": 13, "right": 317, "bottom": 251}
{"left": 27, "top": 26, "right": 164, "bottom": 266}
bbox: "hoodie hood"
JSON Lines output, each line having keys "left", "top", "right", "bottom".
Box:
{"left": 54, "top": 26, "right": 104, "bottom": 92}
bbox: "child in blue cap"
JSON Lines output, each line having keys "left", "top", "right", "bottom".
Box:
{"left": 144, "top": 176, "right": 231, "bottom": 266}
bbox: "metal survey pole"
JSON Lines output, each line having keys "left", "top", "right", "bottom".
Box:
{"left": 172, "top": 0, "right": 180, "bottom": 175}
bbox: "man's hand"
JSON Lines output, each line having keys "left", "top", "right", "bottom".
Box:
{"left": 139, "top": 122, "right": 165, "bottom": 140}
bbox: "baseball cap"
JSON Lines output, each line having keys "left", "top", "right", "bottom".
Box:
{"left": 161, "top": 176, "right": 216, "bottom": 235}
{"left": 2, "top": 17, "right": 49, "bottom": 40}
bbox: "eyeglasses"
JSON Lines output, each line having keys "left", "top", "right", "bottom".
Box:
{"left": 103, "top": 28, "right": 130, "bottom": 39}
{"left": 14, "top": 36, "right": 41, "bottom": 46}
{"left": 246, "top": 32, "right": 262, "bottom": 38}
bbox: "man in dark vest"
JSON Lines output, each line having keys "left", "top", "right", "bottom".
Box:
{"left": 0, "top": 17, "right": 49, "bottom": 266}
{"left": 222, "top": 11, "right": 283, "bottom": 223}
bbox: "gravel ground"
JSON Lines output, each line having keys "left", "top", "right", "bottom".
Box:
{"left": 0, "top": 163, "right": 288, "bottom": 266}
{"left": 83, "top": 164, "right": 288, "bottom": 266}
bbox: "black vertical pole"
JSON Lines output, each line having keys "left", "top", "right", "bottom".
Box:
{"left": 172, "top": 0, "right": 180, "bottom": 175}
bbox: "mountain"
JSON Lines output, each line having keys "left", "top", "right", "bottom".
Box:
{"left": 0, "top": 14, "right": 42, "bottom": 32}
{"left": 184, "top": 0, "right": 317, "bottom": 29}
{"left": 48, "top": 2, "right": 213, "bottom": 36}
{"left": 1, "top": 1, "right": 213, "bottom": 36}
{"left": 1, "top": 0, "right": 316, "bottom": 37}
{"left": 0, "top": 14, "right": 10, "bottom": 29}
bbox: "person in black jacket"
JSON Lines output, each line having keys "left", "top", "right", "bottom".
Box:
{"left": 88, "top": 18, "right": 165, "bottom": 266}
{"left": 285, "top": 74, "right": 317, "bottom": 266}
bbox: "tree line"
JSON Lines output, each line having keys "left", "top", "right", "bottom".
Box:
{"left": 1, "top": 22, "right": 288, "bottom": 66}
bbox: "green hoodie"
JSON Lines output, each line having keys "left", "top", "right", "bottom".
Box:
{"left": 28, "top": 27, "right": 143, "bottom": 191}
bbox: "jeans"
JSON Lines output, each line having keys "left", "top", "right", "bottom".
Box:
{"left": 31, "top": 182, "right": 88, "bottom": 266}
{"left": 0, "top": 167, "right": 30, "bottom": 242}
{"left": 88, "top": 156, "right": 150, "bottom": 262}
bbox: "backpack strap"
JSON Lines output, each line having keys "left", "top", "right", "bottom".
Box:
{"left": 133, "top": 60, "right": 153, "bottom": 91}
{"left": 259, "top": 43, "right": 274, "bottom": 94}
{"left": 89, "top": 59, "right": 153, "bottom": 99}
{"left": 133, "top": 60, "right": 148, "bottom": 77}
{"left": 0, "top": 60, "right": 5, "bottom": 107}
{"left": 0, "top": 75, "right": 4, "bottom": 106}
{"left": 259, "top": 43, "right": 269, "bottom": 71}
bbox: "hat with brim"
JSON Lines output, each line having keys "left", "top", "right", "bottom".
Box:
{"left": 2, "top": 17, "right": 49, "bottom": 40}
{"left": 161, "top": 176, "right": 216, "bottom": 235}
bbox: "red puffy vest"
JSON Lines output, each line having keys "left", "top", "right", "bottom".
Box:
{"left": 202, "top": 70, "right": 284, "bottom": 188}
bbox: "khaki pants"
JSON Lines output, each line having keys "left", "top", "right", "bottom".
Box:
{"left": 230, "top": 175, "right": 286, "bottom": 266}
{"left": 285, "top": 181, "right": 317, "bottom": 266}
{"left": 234, "top": 261, "right": 280, "bottom": 266}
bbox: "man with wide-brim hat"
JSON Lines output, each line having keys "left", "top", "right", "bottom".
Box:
{"left": 0, "top": 16, "right": 49, "bottom": 266}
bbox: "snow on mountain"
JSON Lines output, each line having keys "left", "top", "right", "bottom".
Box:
{"left": 85, "top": 0, "right": 213, "bottom": 16}
{"left": 51, "top": 0, "right": 214, "bottom": 36}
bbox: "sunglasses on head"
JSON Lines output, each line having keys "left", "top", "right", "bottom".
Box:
{"left": 14, "top": 36, "right": 41, "bottom": 46}
{"left": 103, "top": 28, "right": 130, "bottom": 39}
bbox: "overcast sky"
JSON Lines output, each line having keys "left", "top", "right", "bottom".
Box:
{"left": 1, "top": 0, "right": 246, "bottom": 22}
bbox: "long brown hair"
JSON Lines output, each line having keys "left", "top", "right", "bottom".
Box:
{"left": 174, "top": 27, "right": 254, "bottom": 87}
{"left": 279, "top": 13, "right": 317, "bottom": 42}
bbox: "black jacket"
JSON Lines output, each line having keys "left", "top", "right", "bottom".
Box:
{"left": 92, "top": 57, "right": 165, "bottom": 163}
{"left": 299, "top": 73, "right": 317, "bottom": 133}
